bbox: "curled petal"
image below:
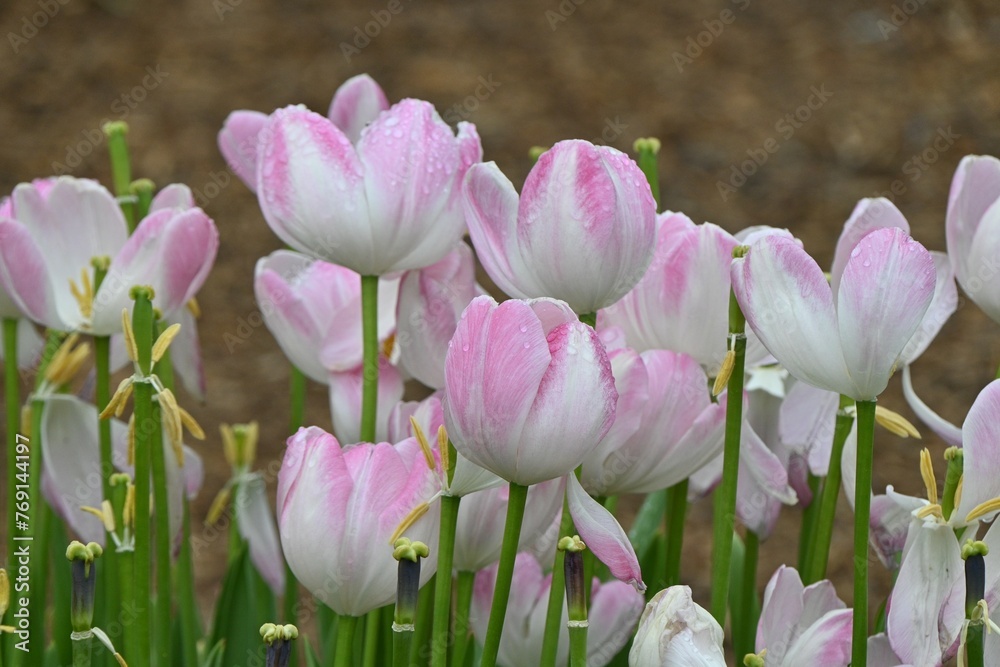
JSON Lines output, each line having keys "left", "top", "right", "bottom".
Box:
{"left": 566, "top": 473, "right": 643, "bottom": 591}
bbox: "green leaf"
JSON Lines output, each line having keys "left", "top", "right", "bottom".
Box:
{"left": 200, "top": 639, "right": 226, "bottom": 667}
{"left": 208, "top": 540, "right": 266, "bottom": 666}
{"left": 628, "top": 492, "right": 667, "bottom": 559}
{"left": 306, "top": 637, "right": 323, "bottom": 667}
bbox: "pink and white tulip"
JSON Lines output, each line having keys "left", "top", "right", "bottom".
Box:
{"left": 219, "top": 74, "right": 390, "bottom": 192}
{"left": 396, "top": 241, "right": 485, "bottom": 389}
{"left": 464, "top": 140, "right": 656, "bottom": 314}
{"left": 756, "top": 566, "right": 853, "bottom": 666}
{"left": 732, "top": 227, "right": 936, "bottom": 401}
{"left": 328, "top": 361, "right": 404, "bottom": 444}
{"left": 256, "top": 100, "right": 481, "bottom": 275}
{"left": 471, "top": 552, "right": 644, "bottom": 667}
{"left": 629, "top": 586, "right": 726, "bottom": 666}
{"left": 946, "top": 154, "right": 1000, "bottom": 323}
{"left": 276, "top": 427, "right": 440, "bottom": 617}
{"left": 444, "top": 295, "right": 617, "bottom": 486}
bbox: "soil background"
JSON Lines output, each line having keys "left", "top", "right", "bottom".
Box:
{"left": 1, "top": 0, "right": 999, "bottom": 660}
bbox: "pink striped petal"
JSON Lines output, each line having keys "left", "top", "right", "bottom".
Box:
{"left": 955, "top": 380, "right": 1000, "bottom": 522}
{"left": 837, "top": 227, "right": 935, "bottom": 399}
{"left": 960, "top": 196, "right": 1000, "bottom": 323}
{"left": 219, "top": 110, "right": 268, "bottom": 192}
{"left": 946, "top": 155, "right": 1000, "bottom": 289}
{"left": 830, "top": 198, "right": 910, "bottom": 296}
{"left": 256, "top": 106, "right": 372, "bottom": 269}
{"left": 150, "top": 184, "right": 196, "bottom": 212}
{"left": 733, "top": 235, "right": 854, "bottom": 397}
{"left": 328, "top": 74, "right": 390, "bottom": 144}
{"left": 566, "top": 473, "right": 644, "bottom": 591}
{"left": 0, "top": 219, "right": 61, "bottom": 329}
{"left": 328, "top": 362, "right": 404, "bottom": 445}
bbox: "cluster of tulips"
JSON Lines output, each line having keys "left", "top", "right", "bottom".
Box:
{"left": 1, "top": 72, "right": 1000, "bottom": 667}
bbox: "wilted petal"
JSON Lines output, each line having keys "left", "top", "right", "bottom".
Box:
{"left": 629, "top": 586, "right": 726, "bottom": 667}
{"left": 901, "top": 366, "right": 961, "bottom": 447}
{"left": 566, "top": 474, "right": 643, "bottom": 591}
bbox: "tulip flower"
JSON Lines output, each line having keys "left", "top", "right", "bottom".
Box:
{"left": 579, "top": 347, "right": 727, "bottom": 496}
{"left": 946, "top": 154, "right": 1000, "bottom": 323}
{"left": 276, "top": 427, "right": 440, "bottom": 617}
{"left": 732, "top": 227, "right": 935, "bottom": 401}
{"left": 0, "top": 177, "right": 219, "bottom": 336}
{"left": 328, "top": 361, "right": 404, "bottom": 444}
{"left": 866, "top": 634, "right": 914, "bottom": 667}
{"left": 754, "top": 566, "right": 853, "bottom": 666}
{"left": 256, "top": 100, "right": 481, "bottom": 275}
{"left": 444, "top": 295, "right": 617, "bottom": 486}
{"left": 463, "top": 140, "right": 655, "bottom": 315}
{"left": 628, "top": 586, "right": 726, "bottom": 666}
{"left": 396, "top": 241, "right": 485, "bottom": 389}
{"left": 470, "top": 552, "right": 643, "bottom": 667}
{"left": 219, "top": 73, "right": 390, "bottom": 192}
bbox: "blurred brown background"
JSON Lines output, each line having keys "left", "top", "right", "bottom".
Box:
{"left": 1, "top": 0, "right": 999, "bottom": 638}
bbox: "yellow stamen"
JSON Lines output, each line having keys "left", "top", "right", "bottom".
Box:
{"left": 915, "top": 504, "right": 944, "bottom": 520}
{"left": 221, "top": 423, "right": 237, "bottom": 468}
{"left": 713, "top": 350, "right": 735, "bottom": 397}
{"left": 437, "top": 426, "right": 450, "bottom": 481}
{"left": 157, "top": 388, "right": 183, "bottom": 451}
{"left": 875, "top": 406, "right": 921, "bottom": 438}
{"left": 45, "top": 333, "right": 90, "bottom": 386}
{"left": 123, "top": 484, "right": 135, "bottom": 531}
{"left": 955, "top": 475, "right": 964, "bottom": 512}
{"left": 966, "top": 497, "right": 1000, "bottom": 524}
{"left": 127, "top": 414, "right": 135, "bottom": 466}
{"left": 186, "top": 298, "right": 201, "bottom": 318}
{"left": 179, "top": 407, "right": 205, "bottom": 441}
{"left": 410, "top": 416, "right": 436, "bottom": 470}
{"left": 99, "top": 377, "right": 134, "bottom": 420}
{"left": 80, "top": 502, "right": 116, "bottom": 534}
{"left": 69, "top": 268, "right": 94, "bottom": 320}
{"left": 389, "top": 502, "right": 430, "bottom": 545}
{"left": 205, "top": 486, "right": 232, "bottom": 525}
{"left": 151, "top": 323, "right": 182, "bottom": 364}
{"left": 920, "top": 448, "right": 938, "bottom": 505}
{"left": 382, "top": 332, "right": 396, "bottom": 360}
{"left": 121, "top": 308, "right": 138, "bottom": 363}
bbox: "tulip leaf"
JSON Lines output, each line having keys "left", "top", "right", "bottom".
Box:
{"left": 199, "top": 638, "right": 226, "bottom": 667}
{"left": 209, "top": 540, "right": 266, "bottom": 667}
{"left": 305, "top": 637, "right": 323, "bottom": 667}
{"left": 628, "top": 491, "right": 667, "bottom": 560}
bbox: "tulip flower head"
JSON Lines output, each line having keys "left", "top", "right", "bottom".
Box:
{"left": 629, "top": 586, "right": 727, "bottom": 666}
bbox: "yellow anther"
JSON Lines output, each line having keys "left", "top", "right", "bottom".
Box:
{"left": 80, "top": 500, "right": 116, "bottom": 534}
{"left": 151, "top": 323, "right": 181, "bottom": 364}
{"left": 713, "top": 349, "right": 735, "bottom": 397}
{"left": 121, "top": 309, "right": 138, "bottom": 363}
{"left": 410, "top": 416, "right": 436, "bottom": 471}
{"left": 220, "top": 422, "right": 255, "bottom": 470}
{"left": 389, "top": 502, "right": 430, "bottom": 546}
{"left": 966, "top": 497, "right": 1000, "bottom": 524}
{"left": 123, "top": 483, "right": 135, "bottom": 530}
{"left": 46, "top": 333, "right": 90, "bottom": 386}
{"left": 69, "top": 268, "right": 94, "bottom": 320}
{"left": 915, "top": 504, "right": 945, "bottom": 520}
{"left": 205, "top": 486, "right": 232, "bottom": 526}
{"left": 179, "top": 407, "right": 205, "bottom": 441}
{"left": 382, "top": 332, "right": 396, "bottom": 361}
{"left": 157, "top": 387, "right": 184, "bottom": 452}
{"left": 875, "top": 406, "right": 921, "bottom": 438}
{"left": 955, "top": 475, "right": 964, "bottom": 512}
{"left": 99, "top": 377, "right": 134, "bottom": 420}
{"left": 186, "top": 298, "right": 201, "bottom": 318}
{"left": 920, "top": 448, "right": 938, "bottom": 505}
{"left": 221, "top": 424, "right": 237, "bottom": 468}
{"left": 437, "top": 426, "right": 450, "bottom": 481}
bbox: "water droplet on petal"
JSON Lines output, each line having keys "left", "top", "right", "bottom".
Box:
{"left": 519, "top": 325, "right": 528, "bottom": 333}
{"left": 462, "top": 343, "right": 470, "bottom": 352}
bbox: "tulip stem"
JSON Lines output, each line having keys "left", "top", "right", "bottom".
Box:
{"left": 451, "top": 571, "right": 475, "bottom": 667}
{"left": 664, "top": 480, "right": 688, "bottom": 587}
{"left": 363, "top": 607, "right": 380, "bottom": 667}
{"left": 541, "top": 496, "right": 574, "bottom": 666}
{"left": 149, "top": 331, "right": 172, "bottom": 664}
{"left": 431, "top": 495, "right": 461, "bottom": 667}
{"left": 709, "top": 289, "right": 746, "bottom": 625}
{"left": 578, "top": 312, "right": 597, "bottom": 329}
{"left": 71, "top": 635, "right": 92, "bottom": 667}
{"left": 797, "top": 473, "right": 822, "bottom": 573}
{"left": 736, "top": 530, "right": 759, "bottom": 659}
{"left": 3, "top": 317, "right": 18, "bottom": 632}
{"left": 804, "top": 396, "right": 854, "bottom": 585}
{"left": 360, "top": 275, "right": 379, "bottom": 443}
{"left": 177, "top": 498, "right": 201, "bottom": 667}
{"left": 480, "top": 482, "right": 529, "bottom": 667}
{"left": 851, "top": 399, "right": 876, "bottom": 667}
{"left": 333, "top": 614, "right": 357, "bottom": 667}
{"left": 103, "top": 121, "right": 136, "bottom": 232}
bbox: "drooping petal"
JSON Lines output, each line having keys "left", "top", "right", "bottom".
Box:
{"left": 836, "top": 227, "right": 935, "bottom": 400}
{"left": 167, "top": 306, "right": 206, "bottom": 402}
{"left": 566, "top": 474, "right": 643, "bottom": 591}
{"left": 235, "top": 474, "right": 286, "bottom": 595}
{"left": 328, "top": 74, "right": 390, "bottom": 144}
{"left": 901, "top": 366, "right": 962, "bottom": 447}
{"left": 954, "top": 380, "right": 1000, "bottom": 522}
{"left": 732, "top": 235, "right": 855, "bottom": 397}
{"left": 735, "top": 418, "right": 797, "bottom": 539}
{"left": 218, "top": 110, "right": 268, "bottom": 192}
{"left": 870, "top": 487, "right": 927, "bottom": 569}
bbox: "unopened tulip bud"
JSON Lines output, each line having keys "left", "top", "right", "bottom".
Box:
{"left": 260, "top": 622, "right": 299, "bottom": 667}
{"left": 393, "top": 537, "right": 429, "bottom": 630}
{"left": 67, "top": 541, "right": 104, "bottom": 632}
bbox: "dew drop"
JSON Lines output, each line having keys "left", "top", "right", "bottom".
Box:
{"left": 519, "top": 325, "right": 528, "bottom": 333}
{"left": 523, "top": 342, "right": 531, "bottom": 349}
{"left": 462, "top": 343, "right": 470, "bottom": 352}
{"left": 862, "top": 259, "right": 871, "bottom": 267}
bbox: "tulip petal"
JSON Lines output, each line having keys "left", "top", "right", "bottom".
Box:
{"left": 736, "top": 419, "right": 797, "bottom": 537}
{"left": 236, "top": 475, "right": 286, "bottom": 595}
{"left": 779, "top": 381, "right": 839, "bottom": 475}
{"left": 168, "top": 306, "right": 207, "bottom": 402}
{"left": 586, "top": 581, "right": 644, "bottom": 667}
{"left": 960, "top": 197, "right": 1000, "bottom": 323}
{"left": 566, "top": 473, "right": 643, "bottom": 591}
{"left": 328, "top": 362, "right": 404, "bottom": 444}
{"left": 0, "top": 220, "right": 61, "bottom": 328}
{"left": 867, "top": 633, "right": 909, "bottom": 667}
{"left": 780, "top": 608, "right": 853, "bottom": 667}
{"left": 218, "top": 110, "right": 268, "bottom": 192}
{"left": 837, "top": 227, "right": 935, "bottom": 400}
{"left": 328, "top": 74, "right": 390, "bottom": 144}
{"left": 150, "top": 183, "right": 197, "bottom": 212}
{"left": 733, "top": 235, "right": 854, "bottom": 397}
{"left": 955, "top": 380, "right": 1000, "bottom": 522}
{"left": 946, "top": 155, "right": 1000, "bottom": 290}
{"left": 901, "top": 366, "right": 961, "bottom": 447}
{"left": 899, "top": 252, "right": 958, "bottom": 366}
{"left": 830, "top": 197, "right": 909, "bottom": 297}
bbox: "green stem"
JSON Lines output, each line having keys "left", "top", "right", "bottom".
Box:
{"left": 451, "top": 571, "right": 475, "bottom": 667}
{"left": 480, "top": 483, "right": 529, "bottom": 667}
{"left": 664, "top": 480, "right": 688, "bottom": 587}
{"left": 804, "top": 397, "right": 854, "bottom": 584}
{"left": 3, "top": 317, "right": 18, "bottom": 637}
{"left": 568, "top": 625, "right": 587, "bottom": 667}
{"left": 578, "top": 312, "right": 597, "bottom": 329}
{"left": 51, "top": 517, "right": 73, "bottom": 667}
{"left": 362, "top": 607, "right": 380, "bottom": 667}
{"left": 709, "top": 289, "right": 747, "bottom": 625}
{"left": 333, "top": 615, "right": 358, "bottom": 667}
{"left": 131, "top": 290, "right": 155, "bottom": 666}
{"left": 409, "top": 581, "right": 434, "bottom": 665}
{"left": 103, "top": 122, "right": 135, "bottom": 231}
{"left": 72, "top": 636, "right": 93, "bottom": 667}
{"left": 541, "top": 497, "right": 574, "bottom": 666}
{"left": 736, "top": 530, "right": 760, "bottom": 660}
{"left": 633, "top": 138, "right": 661, "bottom": 210}
{"left": 393, "top": 626, "right": 412, "bottom": 667}
{"left": 150, "top": 395, "right": 171, "bottom": 664}
{"left": 360, "top": 275, "right": 380, "bottom": 443}
{"left": 851, "top": 399, "right": 877, "bottom": 667}
{"left": 177, "top": 497, "right": 201, "bottom": 667}
{"left": 95, "top": 333, "right": 120, "bottom": 636}
{"left": 431, "top": 495, "right": 460, "bottom": 667}
{"left": 966, "top": 624, "right": 985, "bottom": 667}
{"left": 797, "top": 472, "right": 823, "bottom": 573}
